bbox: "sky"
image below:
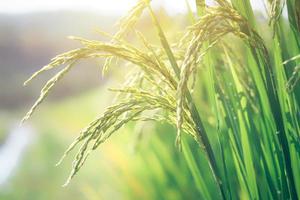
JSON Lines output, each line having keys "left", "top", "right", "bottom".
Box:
{"left": 0, "top": 0, "right": 265, "bottom": 15}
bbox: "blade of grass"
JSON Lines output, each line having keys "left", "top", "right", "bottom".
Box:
{"left": 146, "top": 3, "right": 225, "bottom": 199}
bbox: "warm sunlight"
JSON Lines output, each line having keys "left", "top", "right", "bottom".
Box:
{"left": 0, "top": 0, "right": 136, "bottom": 14}
{"left": 0, "top": 0, "right": 264, "bottom": 14}
{"left": 2, "top": 0, "right": 298, "bottom": 199}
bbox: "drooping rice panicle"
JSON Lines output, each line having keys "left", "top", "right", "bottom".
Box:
{"left": 22, "top": 0, "right": 300, "bottom": 198}
{"left": 22, "top": 62, "right": 75, "bottom": 123}
{"left": 266, "top": 0, "right": 285, "bottom": 34}
{"left": 102, "top": 0, "right": 150, "bottom": 75}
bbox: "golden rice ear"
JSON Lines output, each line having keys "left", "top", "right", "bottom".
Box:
{"left": 18, "top": 0, "right": 300, "bottom": 198}
{"left": 102, "top": 0, "right": 150, "bottom": 76}
{"left": 57, "top": 82, "right": 187, "bottom": 185}
{"left": 22, "top": 62, "right": 75, "bottom": 124}
{"left": 23, "top": 48, "right": 86, "bottom": 86}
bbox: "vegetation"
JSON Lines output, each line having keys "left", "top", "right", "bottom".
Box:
{"left": 23, "top": 0, "right": 300, "bottom": 199}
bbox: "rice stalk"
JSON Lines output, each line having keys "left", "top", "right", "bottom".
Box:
{"left": 22, "top": 0, "right": 300, "bottom": 199}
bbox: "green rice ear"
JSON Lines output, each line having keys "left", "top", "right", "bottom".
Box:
{"left": 267, "top": 0, "right": 285, "bottom": 35}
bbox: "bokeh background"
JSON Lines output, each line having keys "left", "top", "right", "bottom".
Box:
{"left": 0, "top": 1, "right": 265, "bottom": 199}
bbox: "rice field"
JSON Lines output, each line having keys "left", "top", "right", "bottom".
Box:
{"left": 23, "top": 0, "right": 300, "bottom": 199}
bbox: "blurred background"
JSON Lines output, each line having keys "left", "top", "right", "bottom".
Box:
{"left": 0, "top": 0, "right": 265, "bottom": 199}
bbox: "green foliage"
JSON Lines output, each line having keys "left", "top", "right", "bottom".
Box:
{"left": 23, "top": 0, "right": 300, "bottom": 199}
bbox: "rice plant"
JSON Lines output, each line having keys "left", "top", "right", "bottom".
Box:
{"left": 23, "top": 0, "right": 300, "bottom": 199}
